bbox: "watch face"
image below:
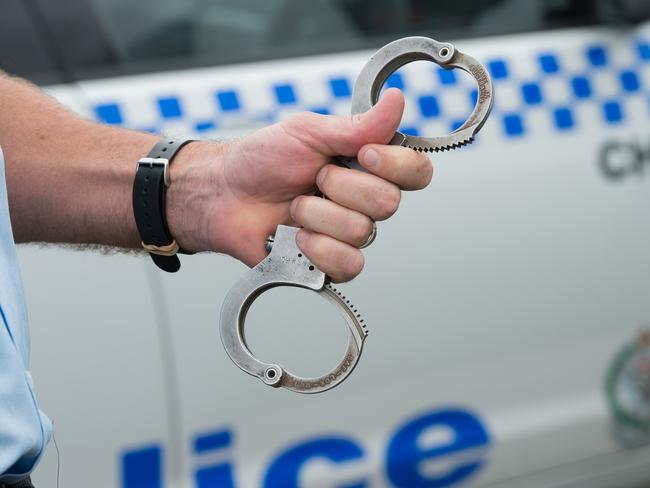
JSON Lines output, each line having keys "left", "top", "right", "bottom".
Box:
{"left": 606, "top": 331, "right": 650, "bottom": 445}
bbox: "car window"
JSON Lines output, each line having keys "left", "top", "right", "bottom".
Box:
{"left": 69, "top": 0, "right": 607, "bottom": 80}
{"left": 6, "top": 0, "right": 646, "bottom": 84}
{"left": 0, "top": 0, "right": 65, "bottom": 84}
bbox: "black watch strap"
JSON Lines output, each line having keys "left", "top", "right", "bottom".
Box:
{"left": 132, "top": 138, "right": 195, "bottom": 273}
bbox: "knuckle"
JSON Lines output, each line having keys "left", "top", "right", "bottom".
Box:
{"left": 349, "top": 113, "right": 369, "bottom": 144}
{"left": 350, "top": 217, "right": 373, "bottom": 247}
{"left": 334, "top": 250, "right": 364, "bottom": 282}
{"left": 286, "top": 111, "right": 313, "bottom": 130}
{"left": 345, "top": 250, "right": 365, "bottom": 280}
{"left": 375, "top": 186, "right": 401, "bottom": 220}
{"left": 350, "top": 113, "right": 364, "bottom": 129}
{"left": 419, "top": 159, "right": 434, "bottom": 187}
{"left": 401, "top": 152, "right": 433, "bottom": 189}
{"left": 299, "top": 110, "right": 319, "bottom": 123}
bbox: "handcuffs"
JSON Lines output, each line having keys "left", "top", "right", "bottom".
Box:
{"left": 220, "top": 37, "right": 494, "bottom": 393}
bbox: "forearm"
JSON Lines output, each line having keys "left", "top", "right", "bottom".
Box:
{"left": 0, "top": 73, "right": 430, "bottom": 282}
{"left": 0, "top": 72, "right": 212, "bottom": 250}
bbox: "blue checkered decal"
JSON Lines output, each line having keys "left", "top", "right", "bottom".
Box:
{"left": 486, "top": 39, "right": 650, "bottom": 137}
{"left": 90, "top": 35, "right": 650, "bottom": 141}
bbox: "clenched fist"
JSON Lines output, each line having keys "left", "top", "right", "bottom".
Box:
{"left": 167, "top": 88, "right": 433, "bottom": 282}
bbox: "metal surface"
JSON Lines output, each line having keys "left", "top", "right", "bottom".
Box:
{"left": 353, "top": 36, "right": 492, "bottom": 152}
{"left": 219, "top": 37, "right": 492, "bottom": 393}
{"left": 338, "top": 36, "right": 493, "bottom": 173}
{"left": 220, "top": 225, "right": 367, "bottom": 393}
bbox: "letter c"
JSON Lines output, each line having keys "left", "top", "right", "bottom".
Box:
{"left": 264, "top": 436, "right": 366, "bottom": 488}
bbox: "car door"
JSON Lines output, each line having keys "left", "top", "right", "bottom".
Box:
{"left": 11, "top": 0, "right": 650, "bottom": 486}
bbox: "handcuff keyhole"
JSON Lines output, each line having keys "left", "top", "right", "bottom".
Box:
{"left": 309, "top": 265, "right": 315, "bottom": 271}
{"left": 298, "top": 253, "right": 302, "bottom": 258}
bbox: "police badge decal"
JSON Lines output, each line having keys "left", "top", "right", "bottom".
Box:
{"left": 606, "top": 330, "right": 650, "bottom": 446}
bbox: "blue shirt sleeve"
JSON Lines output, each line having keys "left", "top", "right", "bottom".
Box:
{"left": 0, "top": 145, "right": 52, "bottom": 482}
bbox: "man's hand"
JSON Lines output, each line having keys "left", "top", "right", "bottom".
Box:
{"left": 168, "top": 88, "right": 432, "bottom": 282}
{"left": 1, "top": 73, "right": 431, "bottom": 283}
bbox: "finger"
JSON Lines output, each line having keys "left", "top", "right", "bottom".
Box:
{"left": 290, "top": 196, "right": 374, "bottom": 248}
{"left": 316, "top": 164, "right": 401, "bottom": 221}
{"left": 358, "top": 144, "right": 433, "bottom": 191}
{"left": 296, "top": 229, "right": 364, "bottom": 283}
{"left": 283, "top": 88, "right": 404, "bottom": 156}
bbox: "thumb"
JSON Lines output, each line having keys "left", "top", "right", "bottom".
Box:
{"left": 286, "top": 87, "right": 405, "bottom": 156}
{"left": 352, "top": 87, "right": 405, "bottom": 147}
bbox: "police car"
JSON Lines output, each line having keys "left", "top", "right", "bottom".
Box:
{"left": 3, "top": 0, "right": 650, "bottom": 486}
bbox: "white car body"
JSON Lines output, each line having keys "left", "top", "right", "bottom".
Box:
{"left": 15, "top": 22, "right": 650, "bottom": 488}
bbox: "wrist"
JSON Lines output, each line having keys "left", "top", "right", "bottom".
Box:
{"left": 165, "top": 140, "right": 231, "bottom": 254}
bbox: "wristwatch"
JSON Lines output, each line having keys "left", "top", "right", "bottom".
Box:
{"left": 132, "top": 138, "right": 195, "bottom": 273}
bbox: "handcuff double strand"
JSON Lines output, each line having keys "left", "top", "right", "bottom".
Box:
{"left": 220, "top": 36, "right": 494, "bottom": 393}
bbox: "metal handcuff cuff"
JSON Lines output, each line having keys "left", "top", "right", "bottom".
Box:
{"left": 220, "top": 37, "right": 494, "bottom": 393}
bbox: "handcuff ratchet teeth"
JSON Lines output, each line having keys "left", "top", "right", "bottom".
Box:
{"left": 337, "top": 36, "right": 493, "bottom": 174}
{"left": 220, "top": 225, "right": 367, "bottom": 394}
{"left": 353, "top": 36, "right": 492, "bottom": 153}
{"left": 219, "top": 37, "right": 493, "bottom": 393}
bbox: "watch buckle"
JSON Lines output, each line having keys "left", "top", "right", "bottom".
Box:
{"left": 142, "top": 240, "right": 180, "bottom": 256}
{"left": 137, "top": 157, "right": 171, "bottom": 187}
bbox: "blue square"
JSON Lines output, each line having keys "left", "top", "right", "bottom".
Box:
{"left": 620, "top": 70, "right": 640, "bottom": 92}
{"left": 194, "top": 121, "right": 216, "bottom": 132}
{"left": 469, "top": 89, "right": 478, "bottom": 106}
{"left": 488, "top": 60, "right": 508, "bottom": 80}
{"left": 400, "top": 126, "right": 419, "bottom": 136}
{"left": 450, "top": 119, "right": 465, "bottom": 132}
{"left": 503, "top": 114, "right": 524, "bottom": 137}
{"left": 539, "top": 53, "right": 560, "bottom": 74}
{"left": 158, "top": 97, "right": 182, "bottom": 119}
{"left": 94, "top": 103, "right": 123, "bottom": 125}
{"left": 418, "top": 95, "right": 440, "bottom": 118}
{"left": 195, "top": 465, "right": 234, "bottom": 487}
{"left": 385, "top": 73, "right": 404, "bottom": 90}
{"left": 437, "top": 68, "right": 457, "bottom": 85}
{"left": 311, "top": 107, "right": 330, "bottom": 115}
{"left": 216, "top": 91, "right": 240, "bottom": 111}
{"left": 274, "top": 84, "right": 297, "bottom": 105}
{"left": 587, "top": 46, "right": 607, "bottom": 67}
{"left": 329, "top": 78, "right": 351, "bottom": 98}
{"left": 194, "top": 430, "right": 232, "bottom": 453}
{"left": 122, "top": 445, "right": 162, "bottom": 488}
{"left": 553, "top": 107, "right": 574, "bottom": 130}
{"left": 603, "top": 101, "right": 623, "bottom": 123}
{"left": 571, "top": 76, "right": 592, "bottom": 99}
{"left": 638, "top": 42, "right": 650, "bottom": 60}
{"left": 522, "top": 83, "right": 543, "bottom": 105}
